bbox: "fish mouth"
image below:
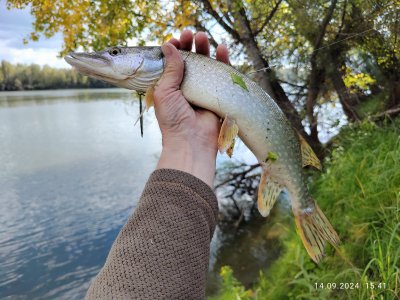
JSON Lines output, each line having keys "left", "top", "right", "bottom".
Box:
{"left": 64, "top": 52, "right": 117, "bottom": 82}
{"left": 65, "top": 52, "right": 109, "bottom": 69}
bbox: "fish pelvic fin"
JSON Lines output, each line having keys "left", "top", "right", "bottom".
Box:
{"left": 133, "top": 85, "right": 156, "bottom": 126}
{"left": 145, "top": 84, "right": 155, "bottom": 111}
{"left": 298, "top": 133, "right": 322, "bottom": 170}
{"left": 257, "top": 168, "right": 283, "bottom": 217}
{"left": 218, "top": 115, "right": 239, "bottom": 158}
{"left": 294, "top": 201, "right": 340, "bottom": 264}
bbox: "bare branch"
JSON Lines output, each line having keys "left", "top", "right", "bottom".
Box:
{"left": 335, "top": 0, "right": 348, "bottom": 39}
{"left": 371, "top": 106, "right": 400, "bottom": 121}
{"left": 215, "top": 163, "right": 260, "bottom": 189}
{"left": 254, "top": 0, "right": 283, "bottom": 36}
{"left": 195, "top": 21, "right": 218, "bottom": 48}
{"left": 278, "top": 79, "right": 307, "bottom": 89}
{"left": 312, "top": 0, "right": 338, "bottom": 57}
{"left": 197, "top": 0, "right": 241, "bottom": 41}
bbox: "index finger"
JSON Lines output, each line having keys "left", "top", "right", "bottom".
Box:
{"left": 168, "top": 38, "right": 181, "bottom": 49}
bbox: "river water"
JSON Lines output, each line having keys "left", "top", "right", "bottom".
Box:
{"left": 0, "top": 89, "right": 283, "bottom": 299}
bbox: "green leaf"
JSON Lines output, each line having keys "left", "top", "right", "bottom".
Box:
{"left": 230, "top": 73, "right": 248, "bottom": 91}
{"left": 267, "top": 151, "right": 279, "bottom": 162}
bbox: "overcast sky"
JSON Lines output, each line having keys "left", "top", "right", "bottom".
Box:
{"left": 0, "top": 2, "right": 69, "bottom": 68}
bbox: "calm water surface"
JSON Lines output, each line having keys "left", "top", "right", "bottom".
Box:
{"left": 0, "top": 89, "right": 281, "bottom": 299}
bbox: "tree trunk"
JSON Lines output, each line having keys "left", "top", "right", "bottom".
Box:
{"left": 303, "top": 0, "right": 338, "bottom": 154}
{"left": 329, "top": 59, "right": 361, "bottom": 122}
{"left": 387, "top": 79, "right": 400, "bottom": 109}
{"left": 306, "top": 66, "right": 323, "bottom": 143}
{"left": 231, "top": 4, "right": 310, "bottom": 140}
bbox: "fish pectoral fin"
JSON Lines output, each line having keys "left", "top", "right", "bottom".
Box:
{"left": 145, "top": 84, "right": 155, "bottom": 111}
{"left": 218, "top": 115, "right": 239, "bottom": 158}
{"left": 257, "top": 169, "right": 282, "bottom": 217}
{"left": 294, "top": 202, "right": 341, "bottom": 264}
{"left": 298, "top": 133, "right": 322, "bottom": 170}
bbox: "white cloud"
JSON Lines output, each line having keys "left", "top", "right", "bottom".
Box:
{"left": 0, "top": 2, "right": 68, "bottom": 68}
{"left": 0, "top": 40, "right": 70, "bottom": 68}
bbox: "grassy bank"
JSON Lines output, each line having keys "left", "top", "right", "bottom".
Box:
{"left": 212, "top": 120, "right": 400, "bottom": 300}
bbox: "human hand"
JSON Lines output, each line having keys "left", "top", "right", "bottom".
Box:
{"left": 154, "top": 30, "right": 230, "bottom": 186}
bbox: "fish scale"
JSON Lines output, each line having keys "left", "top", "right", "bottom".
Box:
{"left": 65, "top": 46, "right": 340, "bottom": 263}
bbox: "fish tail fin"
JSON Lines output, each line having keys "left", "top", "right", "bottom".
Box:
{"left": 294, "top": 200, "right": 340, "bottom": 264}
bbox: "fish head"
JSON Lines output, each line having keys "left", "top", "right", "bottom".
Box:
{"left": 65, "top": 46, "right": 164, "bottom": 92}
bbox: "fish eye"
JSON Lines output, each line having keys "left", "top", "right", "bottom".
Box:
{"left": 109, "top": 47, "right": 121, "bottom": 56}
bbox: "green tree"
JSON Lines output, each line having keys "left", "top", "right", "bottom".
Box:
{"left": 1, "top": 60, "right": 15, "bottom": 90}
{"left": 13, "top": 78, "right": 23, "bottom": 90}
{"left": 0, "top": 60, "right": 112, "bottom": 90}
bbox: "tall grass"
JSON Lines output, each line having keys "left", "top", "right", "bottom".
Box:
{"left": 211, "top": 120, "right": 400, "bottom": 299}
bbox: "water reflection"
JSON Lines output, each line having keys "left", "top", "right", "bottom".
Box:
{"left": 1, "top": 162, "right": 134, "bottom": 298}
{"left": 0, "top": 89, "right": 162, "bottom": 299}
{"left": 0, "top": 89, "right": 281, "bottom": 299}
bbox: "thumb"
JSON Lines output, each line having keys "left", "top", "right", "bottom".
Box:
{"left": 156, "top": 43, "right": 184, "bottom": 93}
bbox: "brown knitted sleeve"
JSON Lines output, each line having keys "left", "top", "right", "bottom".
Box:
{"left": 85, "top": 169, "right": 219, "bottom": 300}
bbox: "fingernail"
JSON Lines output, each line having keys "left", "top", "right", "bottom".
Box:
{"left": 162, "top": 43, "right": 172, "bottom": 57}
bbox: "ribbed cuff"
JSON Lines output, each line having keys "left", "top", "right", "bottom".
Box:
{"left": 147, "top": 168, "right": 219, "bottom": 226}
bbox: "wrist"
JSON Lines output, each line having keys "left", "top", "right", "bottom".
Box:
{"left": 156, "top": 138, "right": 217, "bottom": 187}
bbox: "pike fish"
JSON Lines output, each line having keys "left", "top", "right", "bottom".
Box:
{"left": 65, "top": 46, "right": 340, "bottom": 263}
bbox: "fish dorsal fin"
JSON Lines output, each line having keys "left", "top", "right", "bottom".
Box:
{"left": 298, "top": 133, "right": 322, "bottom": 170}
{"left": 218, "top": 115, "right": 239, "bottom": 158}
{"left": 257, "top": 168, "right": 283, "bottom": 217}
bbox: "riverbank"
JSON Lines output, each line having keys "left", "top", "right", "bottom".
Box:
{"left": 212, "top": 120, "right": 400, "bottom": 299}
{"left": 0, "top": 60, "right": 112, "bottom": 91}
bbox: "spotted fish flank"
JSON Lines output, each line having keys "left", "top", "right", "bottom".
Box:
{"left": 65, "top": 46, "right": 340, "bottom": 263}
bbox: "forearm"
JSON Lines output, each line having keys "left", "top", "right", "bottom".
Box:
{"left": 157, "top": 138, "right": 217, "bottom": 187}
{"left": 85, "top": 169, "right": 218, "bottom": 300}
